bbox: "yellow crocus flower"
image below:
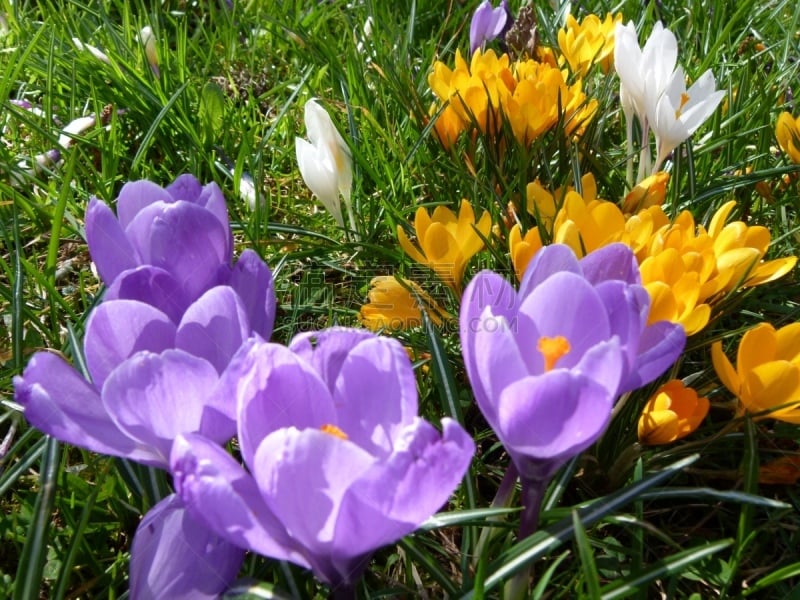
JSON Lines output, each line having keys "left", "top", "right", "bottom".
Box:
{"left": 776, "top": 111, "right": 800, "bottom": 164}
{"left": 397, "top": 200, "right": 492, "bottom": 293}
{"left": 638, "top": 379, "right": 710, "bottom": 445}
{"left": 508, "top": 223, "right": 543, "bottom": 282}
{"left": 639, "top": 250, "right": 711, "bottom": 335}
{"left": 622, "top": 171, "right": 669, "bottom": 214}
{"left": 705, "top": 201, "right": 797, "bottom": 291}
{"left": 712, "top": 323, "right": 800, "bottom": 424}
{"left": 359, "top": 276, "right": 447, "bottom": 331}
{"left": 558, "top": 13, "right": 623, "bottom": 77}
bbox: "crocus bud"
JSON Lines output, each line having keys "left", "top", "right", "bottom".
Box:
{"left": 637, "top": 379, "right": 709, "bottom": 445}
{"left": 294, "top": 99, "right": 353, "bottom": 229}
{"left": 139, "top": 26, "right": 159, "bottom": 76}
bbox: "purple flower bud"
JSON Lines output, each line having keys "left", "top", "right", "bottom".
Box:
{"left": 469, "top": 0, "right": 512, "bottom": 55}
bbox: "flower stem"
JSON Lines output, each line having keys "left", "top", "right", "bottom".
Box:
{"left": 472, "top": 462, "right": 519, "bottom": 567}
{"left": 637, "top": 122, "right": 651, "bottom": 184}
{"left": 331, "top": 583, "right": 357, "bottom": 600}
{"left": 625, "top": 114, "right": 634, "bottom": 189}
{"left": 346, "top": 199, "right": 358, "bottom": 242}
{"left": 504, "top": 478, "right": 546, "bottom": 600}
{"left": 518, "top": 478, "right": 546, "bottom": 539}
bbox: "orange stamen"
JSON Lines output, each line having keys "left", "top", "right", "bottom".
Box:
{"left": 537, "top": 335, "right": 571, "bottom": 372}
{"left": 320, "top": 424, "right": 348, "bottom": 440}
{"left": 675, "top": 92, "right": 691, "bottom": 119}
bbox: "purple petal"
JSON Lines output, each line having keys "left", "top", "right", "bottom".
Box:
{"left": 517, "top": 244, "right": 583, "bottom": 299}
{"left": 579, "top": 243, "right": 641, "bottom": 286}
{"left": 171, "top": 433, "right": 309, "bottom": 567}
{"left": 13, "top": 352, "right": 145, "bottom": 460}
{"left": 460, "top": 271, "right": 522, "bottom": 419}
{"left": 470, "top": 307, "right": 529, "bottom": 429}
{"left": 103, "top": 265, "right": 190, "bottom": 323}
{"left": 333, "top": 336, "right": 418, "bottom": 457}
{"left": 84, "top": 300, "right": 176, "bottom": 389}
{"left": 469, "top": 0, "right": 509, "bottom": 54}
{"left": 252, "top": 428, "right": 376, "bottom": 563}
{"left": 518, "top": 271, "right": 610, "bottom": 367}
{"left": 130, "top": 494, "right": 244, "bottom": 600}
{"left": 227, "top": 249, "right": 276, "bottom": 340}
{"left": 85, "top": 198, "right": 138, "bottom": 284}
{"left": 165, "top": 174, "right": 202, "bottom": 203}
{"left": 497, "top": 371, "right": 616, "bottom": 481}
{"left": 621, "top": 320, "right": 685, "bottom": 393}
{"left": 196, "top": 181, "right": 233, "bottom": 254}
{"left": 335, "top": 418, "right": 474, "bottom": 558}
{"left": 103, "top": 350, "right": 226, "bottom": 467}
{"left": 289, "top": 328, "right": 376, "bottom": 392}
{"left": 572, "top": 337, "right": 624, "bottom": 397}
{"left": 116, "top": 180, "right": 173, "bottom": 230}
{"left": 176, "top": 286, "right": 250, "bottom": 374}
{"left": 592, "top": 281, "right": 648, "bottom": 376}
{"left": 234, "top": 341, "right": 336, "bottom": 468}
{"left": 124, "top": 201, "right": 230, "bottom": 300}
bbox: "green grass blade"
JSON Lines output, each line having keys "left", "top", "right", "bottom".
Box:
{"left": 599, "top": 539, "right": 733, "bottom": 600}
{"left": 461, "top": 454, "right": 700, "bottom": 599}
{"left": 573, "top": 510, "right": 602, "bottom": 598}
{"left": 13, "top": 436, "right": 60, "bottom": 600}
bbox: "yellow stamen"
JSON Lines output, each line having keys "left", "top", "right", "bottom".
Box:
{"left": 675, "top": 92, "right": 691, "bottom": 119}
{"left": 537, "top": 335, "right": 571, "bottom": 372}
{"left": 320, "top": 424, "right": 348, "bottom": 440}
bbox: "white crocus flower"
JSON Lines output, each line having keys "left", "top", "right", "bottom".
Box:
{"left": 295, "top": 98, "right": 354, "bottom": 231}
{"left": 614, "top": 21, "right": 678, "bottom": 185}
{"left": 650, "top": 67, "right": 725, "bottom": 174}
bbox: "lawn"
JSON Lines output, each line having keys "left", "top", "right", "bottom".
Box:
{"left": 2, "top": 0, "right": 800, "bottom": 598}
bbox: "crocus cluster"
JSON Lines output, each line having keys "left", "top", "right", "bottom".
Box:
{"left": 511, "top": 174, "right": 797, "bottom": 335}
{"left": 14, "top": 174, "right": 277, "bottom": 597}
{"left": 428, "top": 48, "right": 596, "bottom": 149}
{"left": 14, "top": 176, "right": 475, "bottom": 598}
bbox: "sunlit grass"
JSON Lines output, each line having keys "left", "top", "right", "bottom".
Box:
{"left": 3, "top": 0, "right": 800, "bottom": 597}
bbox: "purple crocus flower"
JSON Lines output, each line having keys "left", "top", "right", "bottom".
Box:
{"left": 460, "top": 243, "right": 684, "bottom": 535}
{"left": 469, "top": 0, "right": 512, "bottom": 55}
{"left": 171, "top": 328, "right": 475, "bottom": 593}
{"left": 85, "top": 174, "right": 274, "bottom": 337}
{"left": 13, "top": 283, "right": 260, "bottom": 468}
{"left": 130, "top": 494, "right": 244, "bottom": 599}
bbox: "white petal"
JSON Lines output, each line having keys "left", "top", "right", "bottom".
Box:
{"left": 295, "top": 137, "right": 343, "bottom": 226}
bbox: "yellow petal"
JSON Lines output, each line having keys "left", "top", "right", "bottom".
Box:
{"left": 738, "top": 323, "right": 777, "bottom": 374}
{"left": 745, "top": 256, "right": 797, "bottom": 287}
{"left": 776, "top": 323, "right": 800, "bottom": 362}
{"left": 743, "top": 361, "right": 800, "bottom": 422}
{"left": 397, "top": 225, "right": 429, "bottom": 266}
{"left": 711, "top": 340, "right": 741, "bottom": 396}
{"left": 707, "top": 200, "right": 737, "bottom": 240}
